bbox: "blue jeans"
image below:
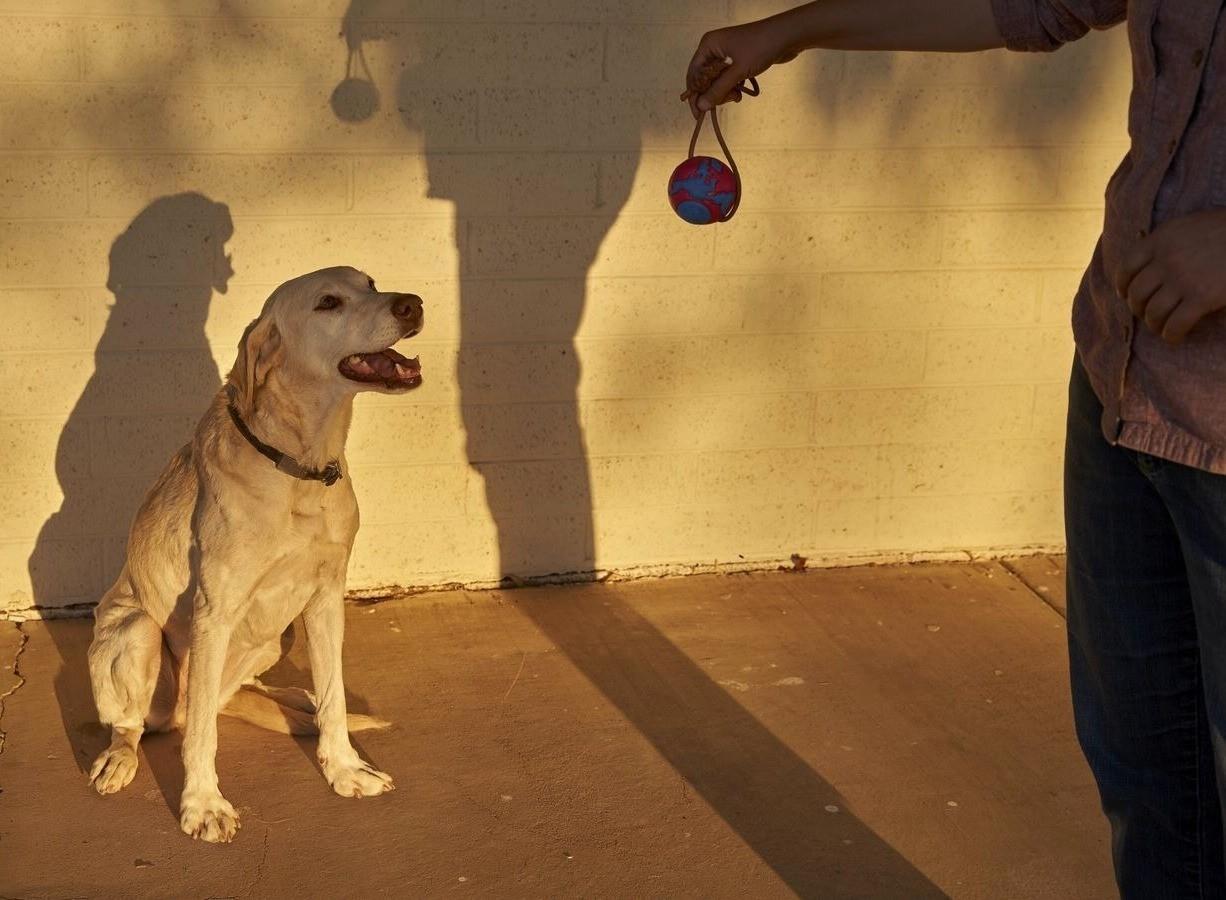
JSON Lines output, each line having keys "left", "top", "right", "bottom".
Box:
{"left": 1066, "top": 356, "right": 1226, "bottom": 898}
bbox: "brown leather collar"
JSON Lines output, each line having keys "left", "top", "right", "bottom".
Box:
{"left": 226, "top": 401, "right": 342, "bottom": 487}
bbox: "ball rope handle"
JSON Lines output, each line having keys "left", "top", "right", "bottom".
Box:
{"left": 686, "top": 77, "right": 760, "bottom": 221}
{"left": 676, "top": 64, "right": 760, "bottom": 224}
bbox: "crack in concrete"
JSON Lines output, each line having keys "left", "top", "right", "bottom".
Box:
{"left": 999, "top": 559, "right": 1067, "bottom": 620}
{"left": 242, "top": 827, "right": 270, "bottom": 897}
{"left": 0, "top": 622, "right": 30, "bottom": 756}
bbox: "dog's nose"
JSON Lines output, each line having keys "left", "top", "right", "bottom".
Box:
{"left": 392, "top": 293, "right": 422, "bottom": 322}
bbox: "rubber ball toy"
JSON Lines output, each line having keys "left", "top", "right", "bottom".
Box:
{"left": 668, "top": 156, "right": 740, "bottom": 225}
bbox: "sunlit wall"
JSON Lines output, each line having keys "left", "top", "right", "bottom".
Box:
{"left": 0, "top": 1, "right": 1130, "bottom": 615}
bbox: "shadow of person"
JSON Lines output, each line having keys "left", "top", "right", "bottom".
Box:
{"left": 333, "top": 8, "right": 944, "bottom": 895}
{"left": 517, "top": 585, "right": 947, "bottom": 898}
{"left": 28, "top": 192, "right": 234, "bottom": 776}
{"left": 337, "top": 2, "right": 615, "bottom": 581}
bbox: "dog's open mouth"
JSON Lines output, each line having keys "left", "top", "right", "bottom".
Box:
{"left": 338, "top": 348, "right": 422, "bottom": 389}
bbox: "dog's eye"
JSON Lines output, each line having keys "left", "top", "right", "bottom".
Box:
{"left": 316, "top": 295, "right": 342, "bottom": 311}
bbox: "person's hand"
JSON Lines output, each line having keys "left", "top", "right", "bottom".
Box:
{"left": 685, "top": 18, "right": 798, "bottom": 118}
{"left": 1118, "top": 209, "right": 1226, "bottom": 344}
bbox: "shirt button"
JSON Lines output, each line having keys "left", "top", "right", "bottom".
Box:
{"left": 1193, "top": 48, "right": 1206, "bottom": 67}
{"left": 1137, "top": 228, "right": 1148, "bottom": 238}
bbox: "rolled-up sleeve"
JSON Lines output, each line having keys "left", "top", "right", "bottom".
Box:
{"left": 990, "top": 0, "right": 1127, "bottom": 51}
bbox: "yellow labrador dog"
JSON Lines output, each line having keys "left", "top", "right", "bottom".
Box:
{"left": 87, "top": 266, "right": 423, "bottom": 843}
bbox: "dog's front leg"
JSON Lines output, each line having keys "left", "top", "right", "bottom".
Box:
{"left": 179, "top": 597, "right": 241, "bottom": 842}
{"left": 303, "top": 591, "right": 394, "bottom": 798}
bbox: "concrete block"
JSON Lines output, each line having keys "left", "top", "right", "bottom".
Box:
{"left": 5, "top": 536, "right": 101, "bottom": 610}
{"left": 350, "top": 463, "right": 467, "bottom": 525}
{"left": 717, "top": 212, "right": 943, "bottom": 273}
{"left": 86, "top": 414, "right": 197, "bottom": 479}
{"left": 599, "top": 274, "right": 823, "bottom": 336}
{"left": 821, "top": 270, "right": 1042, "bottom": 330}
{"left": 594, "top": 500, "right": 815, "bottom": 567}
{"left": 813, "top": 385, "right": 1035, "bottom": 446}
{"left": 0, "top": 417, "right": 88, "bottom": 480}
{"left": 814, "top": 497, "right": 879, "bottom": 552}
{"left": 469, "top": 214, "right": 706, "bottom": 278}
{"left": 1032, "top": 381, "right": 1070, "bottom": 440}
{"left": 882, "top": 439, "right": 1064, "bottom": 497}
{"left": 462, "top": 401, "right": 590, "bottom": 463}
{"left": 942, "top": 211, "right": 1104, "bottom": 267}
{"left": 925, "top": 326, "right": 1073, "bottom": 384}
{"left": 3, "top": 15, "right": 79, "bottom": 82}
{"left": 2, "top": 289, "right": 90, "bottom": 351}
{"left": 226, "top": 216, "right": 458, "bottom": 285}
{"left": 355, "top": 153, "right": 599, "bottom": 216}
{"left": 0, "top": 351, "right": 93, "bottom": 417}
{"left": 1037, "top": 269, "right": 1085, "bottom": 325}
{"left": 484, "top": 0, "right": 720, "bottom": 22}
{"left": 347, "top": 403, "right": 465, "bottom": 466}
{"left": 480, "top": 86, "right": 689, "bottom": 151}
{"left": 0, "top": 158, "right": 87, "bottom": 217}
{"left": 878, "top": 491, "right": 1064, "bottom": 549}
{"left": 949, "top": 83, "right": 1130, "bottom": 147}
{"left": 89, "top": 155, "right": 350, "bottom": 218}
{"left": 468, "top": 457, "right": 591, "bottom": 515}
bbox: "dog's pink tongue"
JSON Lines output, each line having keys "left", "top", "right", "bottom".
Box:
{"left": 367, "top": 352, "right": 397, "bottom": 378}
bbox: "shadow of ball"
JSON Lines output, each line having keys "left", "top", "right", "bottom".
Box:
{"left": 330, "top": 77, "right": 379, "bottom": 122}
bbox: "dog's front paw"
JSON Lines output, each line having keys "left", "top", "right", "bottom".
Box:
{"left": 325, "top": 760, "right": 395, "bottom": 798}
{"left": 89, "top": 745, "right": 139, "bottom": 795}
{"left": 180, "top": 792, "right": 241, "bottom": 843}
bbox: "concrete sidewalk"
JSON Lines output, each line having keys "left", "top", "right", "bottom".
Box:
{"left": 0, "top": 560, "right": 1112, "bottom": 899}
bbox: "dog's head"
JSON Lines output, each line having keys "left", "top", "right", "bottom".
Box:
{"left": 230, "top": 266, "right": 423, "bottom": 409}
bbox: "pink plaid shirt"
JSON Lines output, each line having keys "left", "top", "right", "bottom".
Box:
{"left": 991, "top": 0, "right": 1226, "bottom": 473}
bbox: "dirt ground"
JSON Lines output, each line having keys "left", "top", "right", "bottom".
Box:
{"left": 0, "top": 559, "right": 1113, "bottom": 899}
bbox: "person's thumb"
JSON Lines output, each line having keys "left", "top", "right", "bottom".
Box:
{"left": 698, "top": 64, "right": 749, "bottom": 112}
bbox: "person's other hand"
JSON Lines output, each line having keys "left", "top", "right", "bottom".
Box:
{"left": 1118, "top": 209, "right": 1226, "bottom": 344}
{"left": 685, "top": 19, "right": 797, "bottom": 118}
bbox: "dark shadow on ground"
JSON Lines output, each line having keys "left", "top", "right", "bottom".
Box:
{"left": 517, "top": 584, "right": 947, "bottom": 898}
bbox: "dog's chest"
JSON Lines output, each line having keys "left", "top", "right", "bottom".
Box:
{"left": 237, "top": 488, "right": 357, "bottom": 634}
{"left": 286, "top": 487, "right": 355, "bottom": 541}
{"left": 238, "top": 535, "right": 350, "bottom": 644}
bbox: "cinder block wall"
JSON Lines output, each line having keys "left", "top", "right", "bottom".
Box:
{"left": 0, "top": 1, "right": 1130, "bottom": 615}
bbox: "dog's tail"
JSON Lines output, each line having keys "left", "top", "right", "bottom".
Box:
{"left": 221, "top": 682, "right": 391, "bottom": 735}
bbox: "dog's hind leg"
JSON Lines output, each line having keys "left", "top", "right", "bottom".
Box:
{"left": 243, "top": 680, "right": 316, "bottom": 713}
{"left": 87, "top": 594, "right": 169, "bottom": 795}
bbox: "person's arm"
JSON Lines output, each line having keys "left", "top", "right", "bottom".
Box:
{"left": 687, "top": 0, "right": 1126, "bottom": 113}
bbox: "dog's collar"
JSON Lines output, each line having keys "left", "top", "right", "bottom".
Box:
{"left": 226, "top": 401, "right": 343, "bottom": 487}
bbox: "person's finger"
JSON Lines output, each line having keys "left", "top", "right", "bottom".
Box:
{"left": 1161, "top": 298, "right": 1203, "bottom": 344}
{"left": 1117, "top": 239, "right": 1154, "bottom": 298}
{"left": 686, "top": 35, "right": 726, "bottom": 94}
{"left": 698, "top": 63, "right": 750, "bottom": 111}
{"left": 1142, "top": 285, "right": 1181, "bottom": 336}
{"left": 1124, "top": 264, "right": 1162, "bottom": 318}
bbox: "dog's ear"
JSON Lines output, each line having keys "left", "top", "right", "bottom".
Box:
{"left": 229, "top": 314, "right": 283, "bottom": 410}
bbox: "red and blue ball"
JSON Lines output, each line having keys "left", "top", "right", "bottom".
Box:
{"left": 668, "top": 156, "right": 739, "bottom": 225}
